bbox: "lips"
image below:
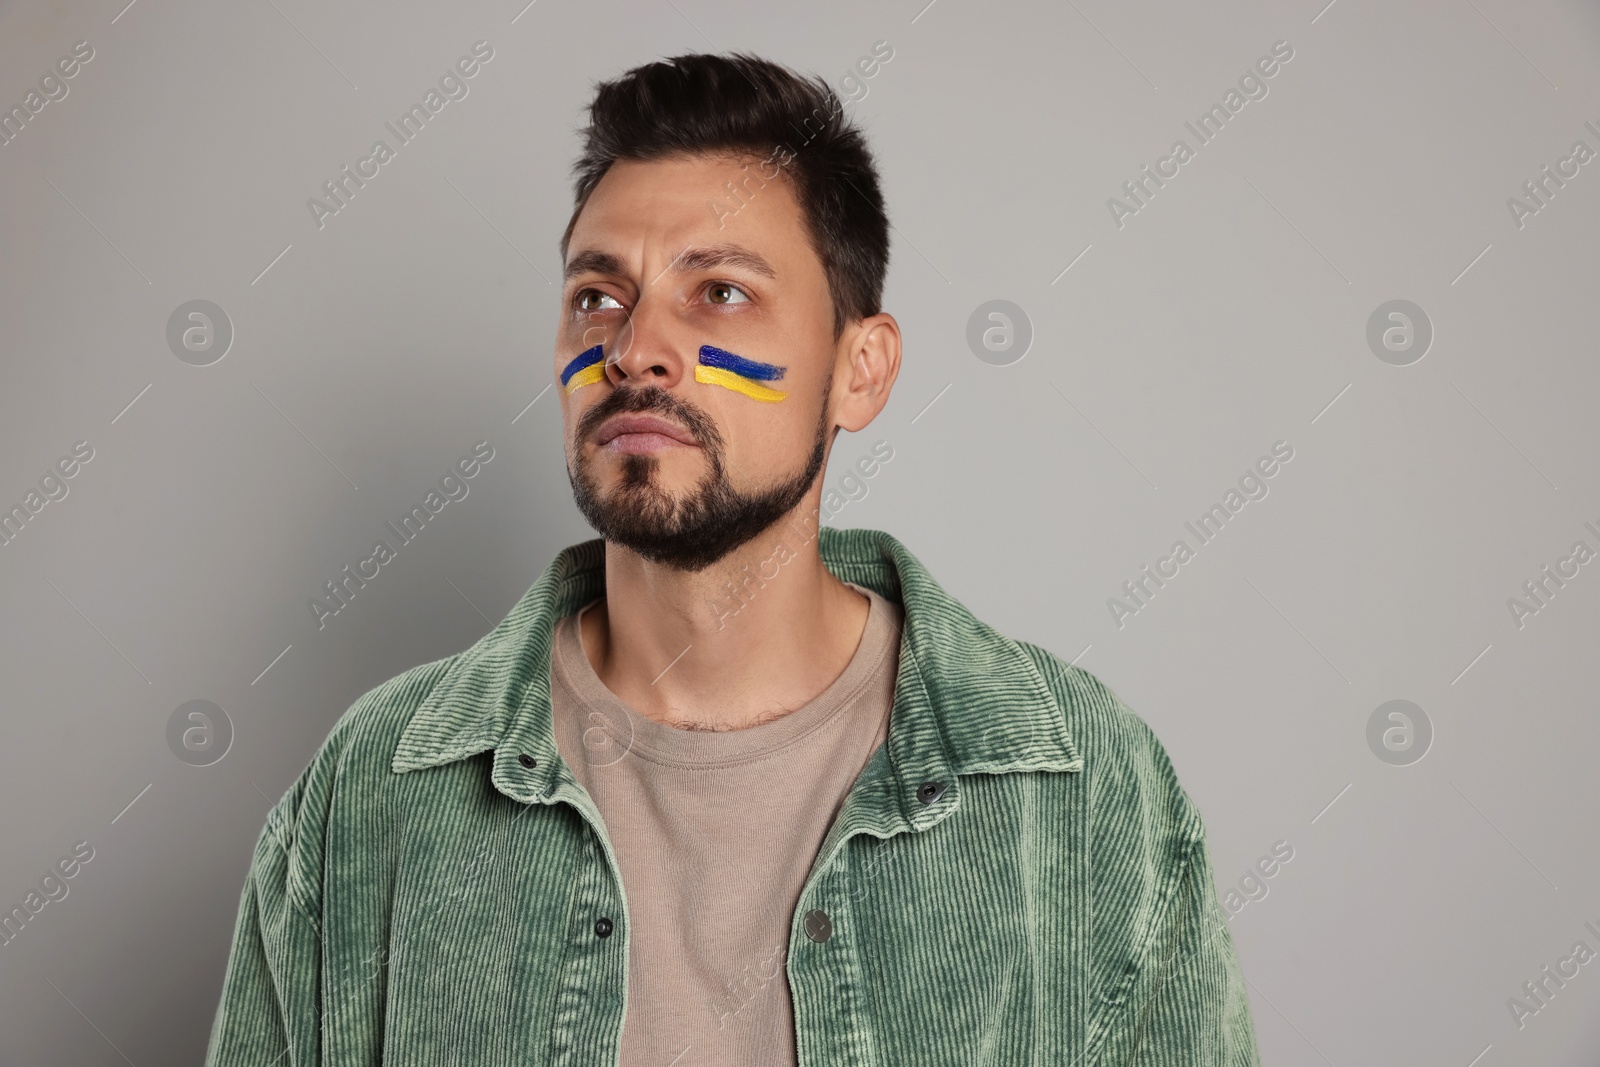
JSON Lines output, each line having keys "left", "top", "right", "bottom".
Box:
{"left": 593, "top": 413, "right": 698, "bottom": 448}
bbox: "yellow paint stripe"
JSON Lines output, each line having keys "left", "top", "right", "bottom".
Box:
{"left": 563, "top": 363, "right": 606, "bottom": 395}
{"left": 694, "top": 364, "right": 789, "bottom": 403}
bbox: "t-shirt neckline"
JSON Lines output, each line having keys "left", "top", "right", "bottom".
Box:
{"left": 551, "top": 583, "right": 897, "bottom": 769}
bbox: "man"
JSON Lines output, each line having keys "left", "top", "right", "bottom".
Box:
{"left": 205, "top": 52, "right": 1260, "bottom": 1066}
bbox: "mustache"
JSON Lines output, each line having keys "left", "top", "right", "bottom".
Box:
{"left": 575, "top": 384, "right": 725, "bottom": 453}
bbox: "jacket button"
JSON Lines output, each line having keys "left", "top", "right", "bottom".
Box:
{"left": 803, "top": 909, "right": 832, "bottom": 943}
{"left": 916, "top": 780, "right": 946, "bottom": 804}
{"left": 518, "top": 753, "right": 537, "bottom": 769}
{"left": 594, "top": 917, "right": 613, "bottom": 938}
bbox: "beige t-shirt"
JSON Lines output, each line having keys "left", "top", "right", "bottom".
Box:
{"left": 550, "top": 583, "right": 902, "bottom": 1067}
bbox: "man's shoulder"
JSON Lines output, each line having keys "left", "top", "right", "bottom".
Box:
{"left": 1010, "top": 639, "right": 1176, "bottom": 762}
{"left": 262, "top": 652, "right": 462, "bottom": 847}
{"left": 1010, "top": 638, "right": 1204, "bottom": 847}
{"left": 315, "top": 653, "right": 461, "bottom": 779}
{"left": 852, "top": 521, "right": 1206, "bottom": 845}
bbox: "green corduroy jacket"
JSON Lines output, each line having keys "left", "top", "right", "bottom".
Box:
{"left": 204, "top": 527, "right": 1261, "bottom": 1066}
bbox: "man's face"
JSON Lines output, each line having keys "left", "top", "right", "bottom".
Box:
{"left": 557, "top": 153, "right": 838, "bottom": 572}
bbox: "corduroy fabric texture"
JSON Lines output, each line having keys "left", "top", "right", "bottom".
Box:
{"left": 203, "top": 526, "right": 1261, "bottom": 1066}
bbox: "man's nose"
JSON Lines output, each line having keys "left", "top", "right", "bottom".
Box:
{"left": 603, "top": 293, "right": 688, "bottom": 390}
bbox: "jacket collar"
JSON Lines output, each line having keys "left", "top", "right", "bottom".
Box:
{"left": 392, "top": 527, "right": 1082, "bottom": 828}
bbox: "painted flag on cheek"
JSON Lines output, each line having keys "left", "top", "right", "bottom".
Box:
{"left": 561, "top": 344, "right": 606, "bottom": 395}
{"left": 694, "top": 344, "right": 788, "bottom": 403}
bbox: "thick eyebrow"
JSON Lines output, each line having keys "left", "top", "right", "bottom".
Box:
{"left": 562, "top": 243, "right": 777, "bottom": 284}
{"left": 671, "top": 243, "right": 777, "bottom": 279}
{"left": 563, "top": 249, "right": 624, "bottom": 282}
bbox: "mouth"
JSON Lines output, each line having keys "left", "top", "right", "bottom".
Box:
{"left": 593, "top": 413, "right": 699, "bottom": 455}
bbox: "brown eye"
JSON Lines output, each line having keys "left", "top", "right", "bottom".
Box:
{"left": 577, "top": 289, "right": 623, "bottom": 312}
{"left": 706, "top": 282, "right": 750, "bottom": 305}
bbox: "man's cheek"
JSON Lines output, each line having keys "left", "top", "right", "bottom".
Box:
{"left": 692, "top": 345, "right": 788, "bottom": 403}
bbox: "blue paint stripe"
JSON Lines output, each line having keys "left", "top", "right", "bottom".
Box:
{"left": 560, "top": 345, "right": 604, "bottom": 386}
{"left": 697, "top": 345, "right": 785, "bottom": 382}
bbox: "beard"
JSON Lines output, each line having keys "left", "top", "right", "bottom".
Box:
{"left": 567, "top": 377, "right": 830, "bottom": 572}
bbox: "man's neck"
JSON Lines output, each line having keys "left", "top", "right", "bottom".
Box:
{"left": 577, "top": 510, "right": 871, "bottom": 731}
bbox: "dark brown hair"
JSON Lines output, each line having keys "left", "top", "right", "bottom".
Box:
{"left": 561, "top": 52, "right": 890, "bottom": 341}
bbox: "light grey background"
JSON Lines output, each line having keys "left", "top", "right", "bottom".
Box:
{"left": 2, "top": 0, "right": 1597, "bottom": 1063}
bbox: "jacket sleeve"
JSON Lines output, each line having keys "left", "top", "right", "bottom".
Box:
{"left": 204, "top": 781, "right": 324, "bottom": 1067}
{"left": 1118, "top": 825, "right": 1262, "bottom": 1067}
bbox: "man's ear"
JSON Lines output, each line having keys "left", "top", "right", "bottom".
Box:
{"left": 833, "top": 312, "right": 901, "bottom": 434}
